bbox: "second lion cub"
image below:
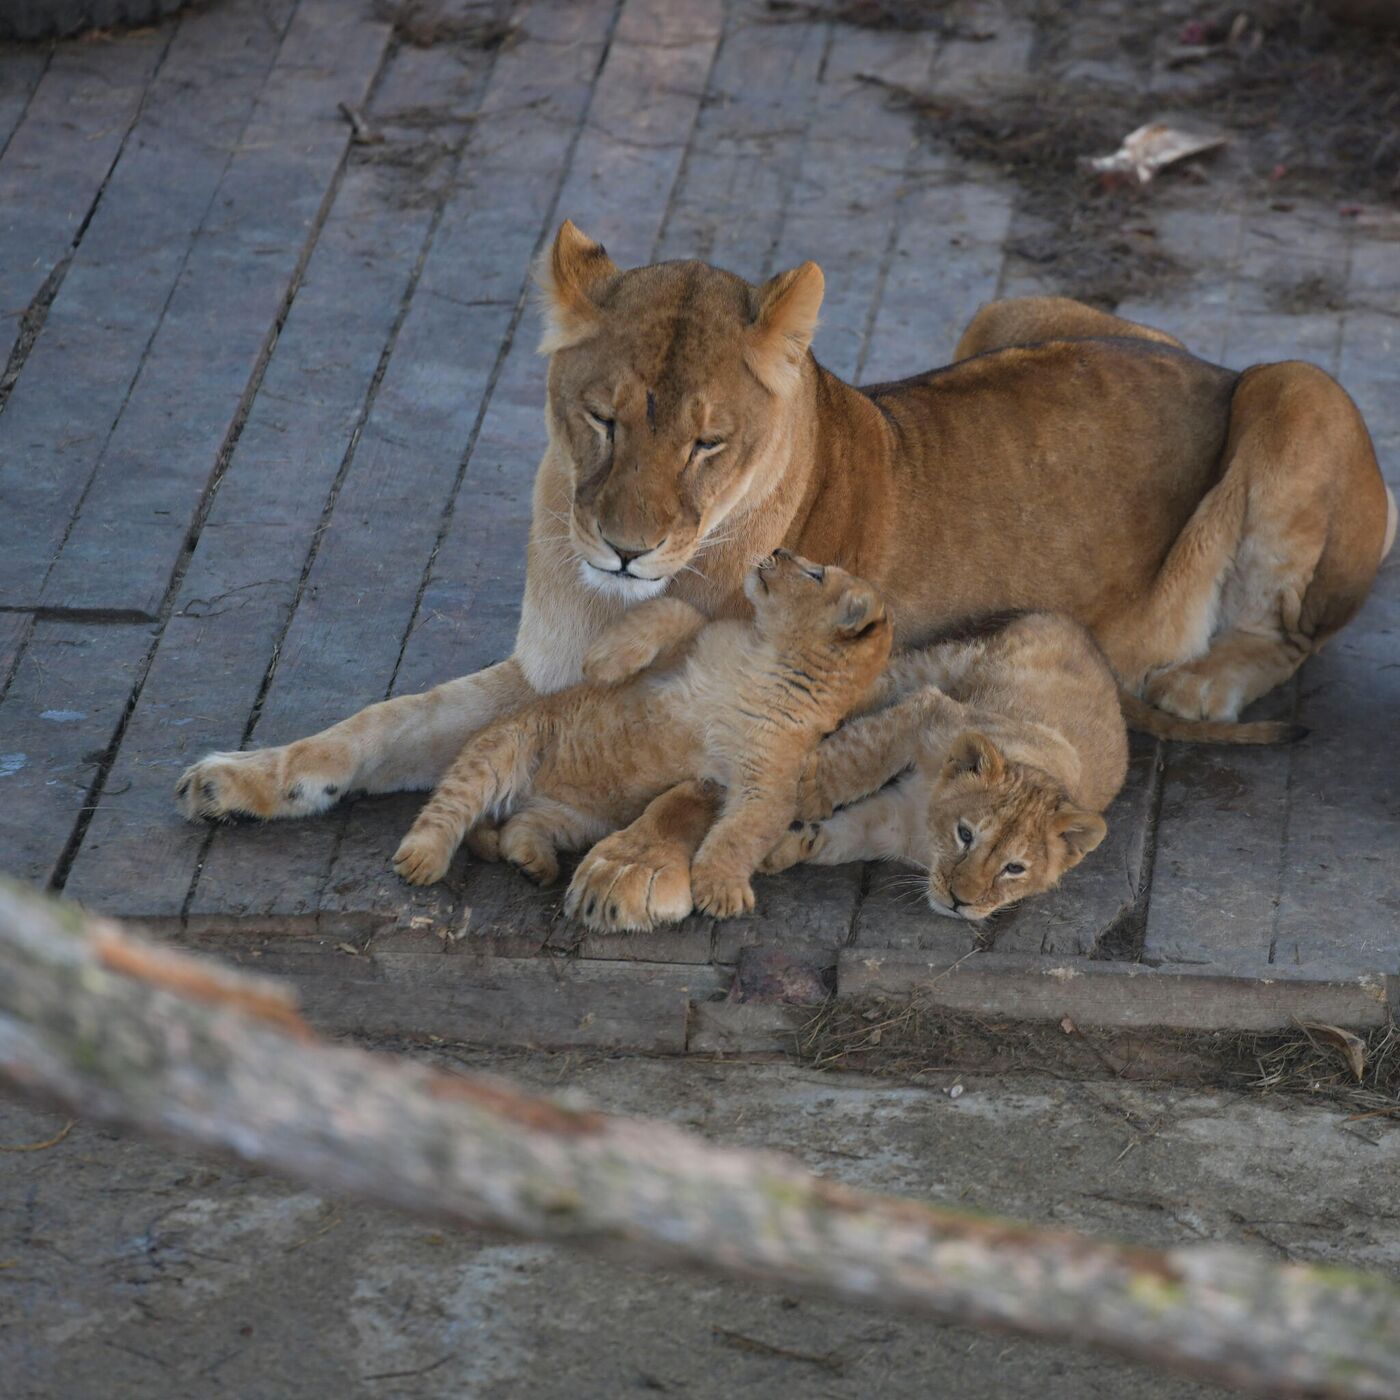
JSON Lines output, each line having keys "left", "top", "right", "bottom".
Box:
{"left": 392, "top": 551, "right": 891, "bottom": 920}
{"left": 762, "top": 612, "right": 1129, "bottom": 922}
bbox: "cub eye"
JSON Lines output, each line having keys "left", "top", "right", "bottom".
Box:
{"left": 956, "top": 822, "right": 974, "bottom": 848}
{"left": 584, "top": 409, "right": 615, "bottom": 439}
{"left": 691, "top": 437, "right": 725, "bottom": 459}
{"left": 1002, "top": 862, "right": 1026, "bottom": 877}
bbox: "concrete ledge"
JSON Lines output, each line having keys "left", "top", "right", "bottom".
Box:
{"left": 838, "top": 950, "right": 1393, "bottom": 1031}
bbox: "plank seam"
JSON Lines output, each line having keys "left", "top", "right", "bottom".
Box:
{"left": 0, "top": 43, "right": 49, "bottom": 166}
{"left": 0, "top": 27, "right": 178, "bottom": 421}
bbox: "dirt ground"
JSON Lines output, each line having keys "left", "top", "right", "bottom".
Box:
{"left": 4, "top": 1048, "right": 1398, "bottom": 1399}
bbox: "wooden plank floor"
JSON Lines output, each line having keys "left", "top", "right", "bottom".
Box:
{"left": 2, "top": 0, "right": 1397, "bottom": 1046}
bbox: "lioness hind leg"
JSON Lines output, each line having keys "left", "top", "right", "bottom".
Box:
{"left": 1140, "top": 362, "right": 1391, "bottom": 722}
{"left": 178, "top": 658, "right": 535, "bottom": 823}
{"left": 953, "top": 296, "right": 1185, "bottom": 360}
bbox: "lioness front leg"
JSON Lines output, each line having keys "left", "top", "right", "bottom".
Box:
{"left": 177, "top": 658, "right": 536, "bottom": 822}
{"left": 565, "top": 780, "right": 721, "bottom": 932}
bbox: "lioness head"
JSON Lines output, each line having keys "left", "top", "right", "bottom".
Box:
{"left": 922, "top": 732, "right": 1107, "bottom": 923}
{"left": 744, "top": 549, "right": 892, "bottom": 685}
{"left": 538, "top": 220, "right": 824, "bottom": 600}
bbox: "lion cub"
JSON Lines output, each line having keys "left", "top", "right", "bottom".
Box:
{"left": 762, "top": 612, "right": 1128, "bottom": 923}
{"left": 392, "top": 551, "right": 892, "bottom": 920}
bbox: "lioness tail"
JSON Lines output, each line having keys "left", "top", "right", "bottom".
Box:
{"left": 1118, "top": 691, "right": 1307, "bottom": 746}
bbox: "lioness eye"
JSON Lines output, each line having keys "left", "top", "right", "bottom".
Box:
{"left": 692, "top": 437, "right": 724, "bottom": 458}
{"left": 1002, "top": 862, "right": 1026, "bottom": 877}
{"left": 956, "top": 822, "right": 973, "bottom": 847}
{"left": 585, "top": 409, "right": 615, "bottom": 439}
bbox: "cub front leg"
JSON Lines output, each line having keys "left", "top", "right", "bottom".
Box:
{"left": 797, "top": 688, "right": 958, "bottom": 819}
{"left": 565, "top": 780, "right": 721, "bottom": 932}
{"left": 762, "top": 785, "right": 917, "bottom": 873}
{"left": 690, "top": 762, "right": 808, "bottom": 919}
{"left": 581, "top": 598, "right": 706, "bottom": 686}
{"left": 177, "top": 658, "right": 535, "bottom": 822}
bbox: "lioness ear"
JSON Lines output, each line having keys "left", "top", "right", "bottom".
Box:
{"left": 835, "top": 584, "right": 885, "bottom": 638}
{"left": 745, "top": 261, "right": 824, "bottom": 395}
{"left": 537, "top": 220, "right": 619, "bottom": 355}
{"left": 1053, "top": 807, "right": 1107, "bottom": 863}
{"left": 943, "top": 731, "right": 1004, "bottom": 784}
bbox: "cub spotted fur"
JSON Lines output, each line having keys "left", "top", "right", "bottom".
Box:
{"left": 391, "top": 551, "right": 891, "bottom": 922}
{"left": 762, "top": 612, "right": 1128, "bottom": 923}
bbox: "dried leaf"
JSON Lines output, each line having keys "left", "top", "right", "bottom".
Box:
{"left": 1300, "top": 1022, "right": 1368, "bottom": 1083}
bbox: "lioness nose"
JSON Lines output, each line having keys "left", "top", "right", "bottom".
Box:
{"left": 602, "top": 535, "right": 645, "bottom": 568}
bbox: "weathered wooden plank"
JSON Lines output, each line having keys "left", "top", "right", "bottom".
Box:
{"left": 772, "top": 25, "right": 936, "bottom": 382}
{"left": 543, "top": 0, "right": 723, "bottom": 268}
{"left": 207, "top": 942, "right": 725, "bottom": 1051}
{"left": 0, "top": 620, "right": 154, "bottom": 887}
{"left": 858, "top": 9, "right": 1033, "bottom": 381}
{"left": 0, "top": 0, "right": 297, "bottom": 607}
{"left": 1143, "top": 202, "right": 1362, "bottom": 972}
{"left": 654, "top": 0, "right": 829, "bottom": 277}
{"left": 0, "top": 31, "right": 168, "bottom": 371}
{"left": 837, "top": 949, "right": 1393, "bottom": 1031}
{"left": 62, "top": 34, "right": 505, "bottom": 926}
{"left": 688, "top": 1000, "right": 805, "bottom": 1055}
{"left": 191, "top": 0, "right": 619, "bottom": 930}
{"left": 39, "top": 1, "right": 390, "bottom": 616}
{"left": 1272, "top": 230, "right": 1400, "bottom": 976}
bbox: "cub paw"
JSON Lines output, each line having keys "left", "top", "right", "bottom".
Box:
{"left": 499, "top": 825, "right": 560, "bottom": 887}
{"left": 691, "top": 866, "right": 755, "bottom": 920}
{"left": 759, "top": 821, "right": 825, "bottom": 874}
{"left": 581, "top": 632, "right": 660, "bottom": 687}
{"left": 564, "top": 837, "right": 693, "bottom": 933}
{"left": 465, "top": 822, "right": 502, "bottom": 863}
{"left": 175, "top": 745, "right": 347, "bottom": 822}
{"left": 392, "top": 828, "right": 456, "bottom": 886}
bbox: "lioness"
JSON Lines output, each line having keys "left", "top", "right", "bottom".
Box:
{"left": 179, "top": 221, "right": 1395, "bottom": 927}
{"left": 391, "top": 550, "right": 891, "bottom": 921}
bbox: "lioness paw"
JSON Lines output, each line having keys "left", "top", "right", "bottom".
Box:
{"left": 759, "top": 821, "right": 825, "bottom": 874}
{"left": 176, "top": 744, "right": 348, "bottom": 822}
{"left": 392, "top": 829, "right": 455, "bottom": 886}
{"left": 691, "top": 867, "right": 755, "bottom": 919}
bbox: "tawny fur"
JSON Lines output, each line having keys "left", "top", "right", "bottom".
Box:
{"left": 178, "top": 228, "right": 1394, "bottom": 931}
{"left": 390, "top": 552, "right": 891, "bottom": 925}
{"left": 761, "top": 613, "right": 1129, "bottom": 924}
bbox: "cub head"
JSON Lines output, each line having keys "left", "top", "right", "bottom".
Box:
{"left": 922, "top": 732, "right": 1106, "bottom": 923}
{"left": 538, "top": 220, "right": 825, "bottom": 600}
{"left": 743, "top": 549, "right": 892, "bottom": 682}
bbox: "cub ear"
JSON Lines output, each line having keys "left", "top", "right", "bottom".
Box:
{"left": 835, "top": 583, "right": 886, "bottom": 639}
{"left": 1053, "top": 807, "right": 1107, "bottom": 863}
{"left": 745, "top": 261, "right": 824, "bottom": 396}
{"left": 537, "top": 220, "right": 619, "bottom": 355}
{"left": 942, "top": 731, "right": 1004, "bottom": 784}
